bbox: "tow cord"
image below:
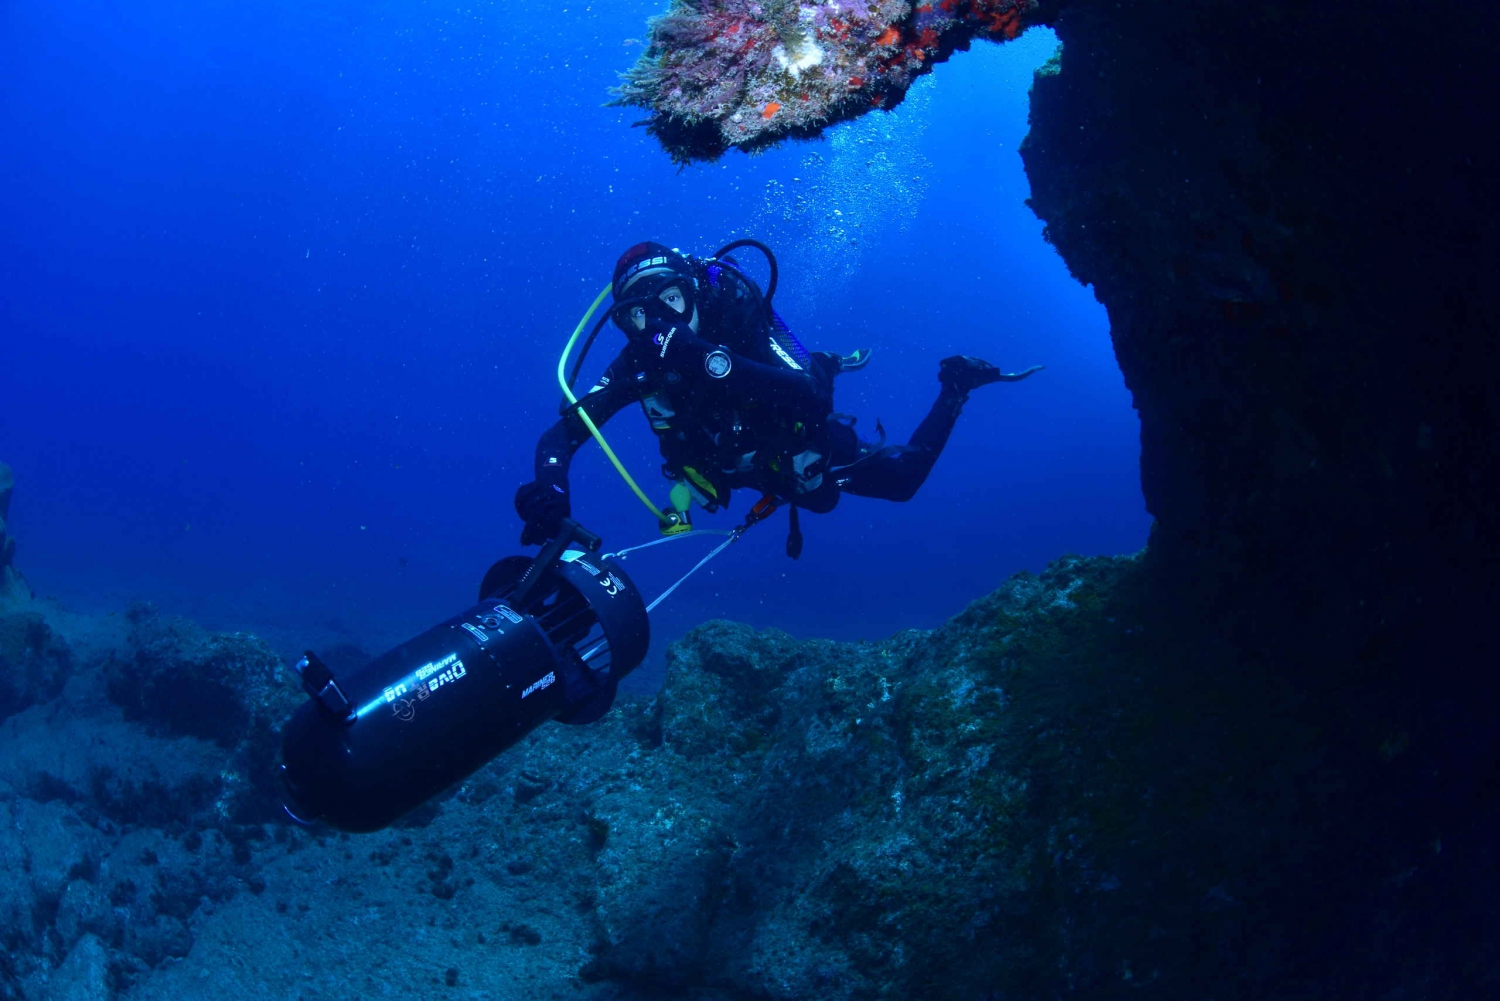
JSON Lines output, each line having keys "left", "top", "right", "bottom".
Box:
{"left": 605, "top": 529, "right": 740, "bottom": 614}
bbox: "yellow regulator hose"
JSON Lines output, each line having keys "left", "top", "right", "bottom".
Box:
{"left": 557, "top": 285, "right": 670, "bottom": 526}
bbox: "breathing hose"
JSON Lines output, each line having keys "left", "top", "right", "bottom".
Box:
{"left": 557, "top": 284, "right": 670, "bottom": 526}
{"left": 712, "top": 238, "right": 779, "bottom": 310}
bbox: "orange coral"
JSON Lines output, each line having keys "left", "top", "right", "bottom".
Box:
{"left": 876, "top": 27, "right": 901, "bottom": 46}
{"left": 973, "top": 1, "right": 1026, "bottom": 39}
{"left": 761, "top": 101, "right": 781, "bottom": 119}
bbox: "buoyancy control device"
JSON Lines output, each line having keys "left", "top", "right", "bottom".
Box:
{"left": 278, "top": 520, "right": 648, "bottom": 833}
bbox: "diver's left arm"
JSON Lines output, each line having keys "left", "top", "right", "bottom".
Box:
{"left": 515, "top": 352, "right": 640, "bottom": 544}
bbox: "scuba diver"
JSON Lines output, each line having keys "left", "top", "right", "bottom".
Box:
{"left": 515, "top": 240, "right": 1042, "bottom": 555}
{"left": 285, "top": 238, "right": 1041, "bottom": 832}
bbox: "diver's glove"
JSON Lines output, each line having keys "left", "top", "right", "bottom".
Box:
{"left": 938, "top": 356, "right": 1044, "bottom": 398}
{"left": 514, "top": 479, "right": 570, "bottom": 546}
{"left": 639, "top": 321, "right": 737, "bottom": 385}
{"left": 633, "top": 317, "right": 698, "bottom": 368}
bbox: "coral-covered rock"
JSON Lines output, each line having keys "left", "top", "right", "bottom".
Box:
{"left": 104, "top": 606, "right": 302, "bottom": 821}
{"left": 615, "top": 0, "right": 1042, "bottom": 162}
{"left": 0, "top": 685, "right": 230, "bottom": 827}
{"left": 38, "top": 933, "right": 109, "bottom": 1001}
{"left": 107, "top": 606, "right": 277, "bottom": 747}
{"left": 581, "top": 557, "right": 1163, "bottom": 1001}
{"left": 0, "top": 798, "right": 105, "bottom": 975}
{"left": 0, "top": 611, "right": 72, "bottom": 720}
{"left": 656, "top": 620, "right": 799, "bottom": 758}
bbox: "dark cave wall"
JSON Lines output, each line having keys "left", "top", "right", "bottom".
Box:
{"left": 1025, "top": 0, "right": 1500, "bottom": 597}
{"left": 1018, "top": 2, "right": 1500, "bottom": 992}
{"left": 1022, "top": 0, "right": 1500, "bottom": 714}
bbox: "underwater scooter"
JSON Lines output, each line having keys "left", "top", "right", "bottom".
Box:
{"left": 278, "top": 518, "right": 649, "bottom": 833}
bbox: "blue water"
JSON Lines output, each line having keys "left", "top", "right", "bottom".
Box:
{"left": 0, "top": 2, "right": 1147, "bottom": 674}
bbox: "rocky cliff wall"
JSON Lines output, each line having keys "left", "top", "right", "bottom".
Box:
{"left": 1023, "top": 0, "right": 1500, "bottom": 622}
{"left": 1014, "top": 2, "right": 1500, "bottom": 993}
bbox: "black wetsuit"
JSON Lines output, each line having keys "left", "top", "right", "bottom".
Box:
{"left": 531, "top": 264, "right": 971, "bottom": 517}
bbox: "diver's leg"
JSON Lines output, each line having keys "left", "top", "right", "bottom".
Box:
{"left": 839, "top": 356, "right": 1042, "bottom": 502}
{"left": 837, "top": 394, "right": 958, "bottom": 502}
{"left": 837, "top": 453, "right": 931, "bottom": 502}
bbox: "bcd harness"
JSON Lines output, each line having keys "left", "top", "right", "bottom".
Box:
{"left": 640, "top": 369, "right": 831, "bottom": 515}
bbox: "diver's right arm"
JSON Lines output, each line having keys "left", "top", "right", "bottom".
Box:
{"left": 514, "top": 351, "right": 639, "bottom": 544}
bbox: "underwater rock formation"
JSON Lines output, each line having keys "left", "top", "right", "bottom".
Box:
{"left": 1015, "top": 13, "right": 1500, "bottom": 994}
{"left": 0, "top": 533, "right": 1494, "bottom": 997}
{"left": 0, "top": 464, "right": 14, "bottom": 567}
{"left": 0, "top": 462, "right": 26, "bottom": 603}
{"left": 584, "top": 557, "right": 1164, "bottom": 999}
{"left": 1020, "top": 1, "right": 1500, "bottom": 608}
{"left": 1017, "top": 2, "right": 1500, "bottom": 995}
{"left": 0, "top": 549, "right": 1406, "bottom": 1001}
{"left": 103, "top": 604, "right": 304, "bottom": 822}
{"left": 0, "top": 552, "right": 1296, "bottom": 1001}
{"left": 0, "top": 599, "right": 319, "bottom": 993}
{"left": 0, "top": 683, "right": 257, "bottom": 998}
{"left": 0, "top": 466, "right": 67, "bottom": 721}
{"left": 0, "top": 609, "right": 72, "bottom": 723}
{"left": 614, "top": 0, "right": 1042, "bottom": 162}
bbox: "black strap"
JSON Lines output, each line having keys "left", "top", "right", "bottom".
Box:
{"left": 297, "top": 652, "right": 353, "bottom": 721}
{"left": 786, "top": 504, "right": 803, "bottom": 560}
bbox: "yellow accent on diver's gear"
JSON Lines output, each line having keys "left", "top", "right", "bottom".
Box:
{"left": 681, "top": 466, "right": 719, "bottom": 499}
{"left": 558, "top": 285, "right": 672, "bottom": 528}
{"left": 659, "top": 480, "right": 695, "bottom": 536}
